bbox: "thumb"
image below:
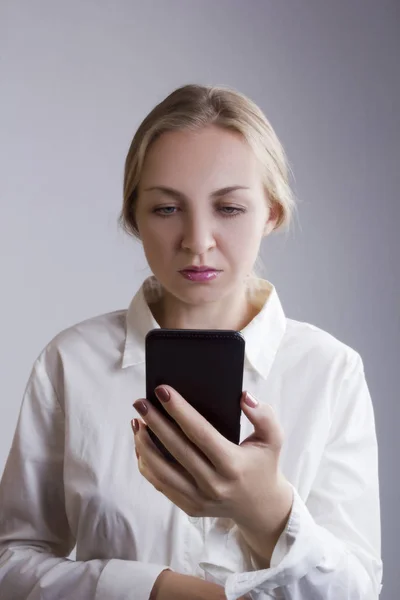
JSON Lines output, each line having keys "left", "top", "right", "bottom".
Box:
{"left": 240, "top": 391, "right": 284, "bottom": 448}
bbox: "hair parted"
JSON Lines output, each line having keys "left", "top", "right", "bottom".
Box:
{"left": 119, "top": 83, "right": 296, "bottom": 243}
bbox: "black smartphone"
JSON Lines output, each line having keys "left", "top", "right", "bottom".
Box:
{"left": 145, "top": 328, "right": 245, "bottom": 462}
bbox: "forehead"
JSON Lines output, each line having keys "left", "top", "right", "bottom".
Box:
{"left": 139, "top": 126, "right": 262, "bottom": 188}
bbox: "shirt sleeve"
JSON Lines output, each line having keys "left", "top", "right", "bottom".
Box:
{"left": 197, "top": 351, "right": 383, "bottom": 600}
{"left": 0, "top": 354, "right": 169, "bottom": 600}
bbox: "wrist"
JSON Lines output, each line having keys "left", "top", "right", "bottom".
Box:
{"left": 236, "top": 476, "right": 293, "bottom": 566}
{"left": 150, "top": 570, "right": 226, "bottom": 600}
{"left": 150, "top": 570, "right": 171, "bottom": 600}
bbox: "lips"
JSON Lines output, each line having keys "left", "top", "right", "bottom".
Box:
{"left": 179, "top": 268, "right": 221, "bottom": 282}
{"left": 180, "top": 266, "right": 219, "bottom": 272}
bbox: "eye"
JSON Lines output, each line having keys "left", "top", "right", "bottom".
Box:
{"left": 218, "top": 206, "right": 246, "bottom": 217}
{"left": 152, "top": 205, "right": 246, "bottom": 218}
{"left": 153, "top": 206, "right": 178, "bottom": 217}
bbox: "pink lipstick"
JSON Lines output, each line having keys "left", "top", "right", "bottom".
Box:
{"left": 179, "top": 266, "right": 222, "bottom": 282}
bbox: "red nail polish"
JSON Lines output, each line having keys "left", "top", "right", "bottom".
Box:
{"left": 133, "top": 400, "right": 148, "bottom": 416}
{"left": 155, "top": 387, "right": 170, "bottom": 403}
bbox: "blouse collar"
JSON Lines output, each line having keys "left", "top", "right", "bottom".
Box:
{"left": 122, "top": 275, "right": 286, "bottom": 380}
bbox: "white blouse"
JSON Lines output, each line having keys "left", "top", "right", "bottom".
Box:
{"left": 0, "top": 276, "right": 382, "bottom": 599}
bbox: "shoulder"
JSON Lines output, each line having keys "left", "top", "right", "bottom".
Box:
{"left": 36, "top": 309, "right": 128, "bottom": 373}
{"left": 281, "top": 317, "right": 362, "bottom": 373}
{"left": 277, "top": 319, "right": 367, "bottom": 422}
{"left": 51, "top": 308, "right": 127, "bottom": 349}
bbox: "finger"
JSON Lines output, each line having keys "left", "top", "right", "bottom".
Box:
{"left": 135, "top": 421, "right": 206, "bottom": 501}
{"left": 143, "top": 470, "right": 205, "bottom": 518}
{"left": 151, "top": 385, "right": 236, "bottom": 474}
{"left": 136, "top": 434, "right": 217, "bottom": 518}
{"left": 133, "top": 398, "right": 222, "bottom": 487}
{"left": 240, "top": 392, "right": 284, "bottom": 449}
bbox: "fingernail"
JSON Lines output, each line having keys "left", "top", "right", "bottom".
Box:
{"left": 131, "top": 418, "right": 139, "bottom": 434}
{"left": 133, "top": 400, "right": 148, "bottom": 416}
{"left": 155, "top": 386, "right": 170, "bottom": 403}
{"left": 244, "top": 391, "right": 258, "bottom": 408}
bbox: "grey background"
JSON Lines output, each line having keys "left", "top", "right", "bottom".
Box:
{"left": 1, "top": 1, "right": 398, "bottom": 598}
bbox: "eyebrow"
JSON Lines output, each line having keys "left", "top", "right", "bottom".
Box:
{"left": 142, "top": 185, "right": 250, "bottom": 200}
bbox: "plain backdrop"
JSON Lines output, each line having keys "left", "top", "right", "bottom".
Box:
{"left": 1, "top": 1, "right": 399, "bottom": 598}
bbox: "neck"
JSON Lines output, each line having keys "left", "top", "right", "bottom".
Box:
{"left": 150, "top": 283, "right": 259, "bottom": 331}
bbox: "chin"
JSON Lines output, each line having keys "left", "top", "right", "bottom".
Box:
{"left": 172, "top": 274, "right": 240, "bottom": 304}
{"left": 175, "top": 284, "right": 221, "bottom": 303}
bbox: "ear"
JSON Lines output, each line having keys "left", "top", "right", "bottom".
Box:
{"left": 263, "top": 202, "right": 281, "bottom": 236}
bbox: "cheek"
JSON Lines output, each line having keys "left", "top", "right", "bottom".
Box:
{"left": 140, "top": 223, "right": 176, "bottom": 256}
{"left": 221, "top": 219, "right": 263, "bottom": 255}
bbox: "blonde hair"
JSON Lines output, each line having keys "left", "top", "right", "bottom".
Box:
{"left": 119, "top": 84, "right": 296, "bottom": 278}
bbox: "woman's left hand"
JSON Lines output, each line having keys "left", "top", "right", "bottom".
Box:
{"left": 132, "top": 385, "right": 293, "bottom": 562}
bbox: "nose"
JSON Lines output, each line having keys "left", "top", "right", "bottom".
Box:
{"left": 180, "top": 212, "right": 216, "bottom": 255}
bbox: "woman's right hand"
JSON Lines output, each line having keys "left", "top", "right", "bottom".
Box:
{"left": 150, "top": 569, "right": 249, "bottom": 600}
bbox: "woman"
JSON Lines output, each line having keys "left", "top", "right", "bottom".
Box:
{"left": 0, "top": 84, "right": 382, "bottom": 599}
